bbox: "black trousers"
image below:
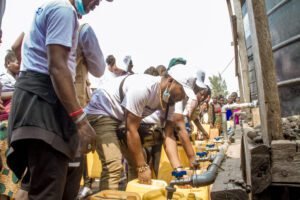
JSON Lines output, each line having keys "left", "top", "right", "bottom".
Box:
{"left": 20, "top": 139, "right": 82, "bottom": 200}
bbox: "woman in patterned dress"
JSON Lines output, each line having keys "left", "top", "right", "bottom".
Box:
{"left": 0, "top": 50, "right": 20, "bottom": 200}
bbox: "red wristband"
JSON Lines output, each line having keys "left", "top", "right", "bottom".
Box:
{"left": 69, "top": 108, "right": 83, "bottom": 117}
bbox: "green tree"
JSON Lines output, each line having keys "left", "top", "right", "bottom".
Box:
{"left": 209, "top": 73, "right": 229, "bottom": 97}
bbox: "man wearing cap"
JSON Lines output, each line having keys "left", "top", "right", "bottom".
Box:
{"left": 84, "top": 64, "right": 198, "bottom": 189}
{"left": 6, "top": 0, "right": 112, "bottom": 199}
{"left": 140, "top": 67, "right": 209, "bottom": 174}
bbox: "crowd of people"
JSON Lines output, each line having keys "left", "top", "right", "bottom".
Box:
{"left": 0, "top": 0, "right": 240, "bottom": 200}
{"left": 206, "top": 92, "right": 241, "bottom": 135}
{"left": 144, "top": 66, "right": 241, "bottom": 139}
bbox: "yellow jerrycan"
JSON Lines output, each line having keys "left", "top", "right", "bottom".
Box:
{"left": 142, "top": 189, "right": 185, "bottom": 200}
{"left": 89, "top": 190, "right": 141, "bottom": 200}
{"left": 171, "top": 169, "right": 210, "bottom": 200}
{"left": 126, "top": 179, "right": 167, "bottom": 199}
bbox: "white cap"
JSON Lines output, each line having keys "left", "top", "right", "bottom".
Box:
{"left": 195, "top": 69, "right": 207, "bottom": 89}
{"left": 168, "top": 64, "right": 197, "bottom": 100}
{"left": 116, "top": 55, "right": 132, "bottom": 72}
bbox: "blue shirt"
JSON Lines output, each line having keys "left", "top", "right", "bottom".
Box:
{"left": 226, "top": 109, "right": 233, "bottom": 121}
{"left": 21, "top": 0, "right": 78, "bottom": 78}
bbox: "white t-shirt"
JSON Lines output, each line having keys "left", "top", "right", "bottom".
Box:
{"left": 0, "top": 72, "right": 16, "bottom": 92}
{"left": 142, "top": 110, "right": 164, "bottom": 127}
{"left": 96, "top": 68, "right": 118, "bottom": 87}
{"left": 85, "top": 74, "right": 174, "bottom": 123}
{"left": 174, "top": 98, "right": 198, "bottom": 118}
{"left": 21, "top": 0, "right": 78, "bottom": 78}
{"left": 174, "top": 98, "right": 188, "bottom": 115}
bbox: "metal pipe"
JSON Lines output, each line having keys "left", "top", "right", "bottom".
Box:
{"left": 272, "top": 34, "right": 300, "bottom": 52}
{"left": 218, "top": 141, "right": 229, "bottom": 154}
{"left": 271, "top": 182, "right": 300, "bottom": 188}
{"left": 277, "top": 77, "right": 300, "bottom": 87}
{"left": 222, "top": 101, "right": 257, "bottom": 140}
{"left": 267, "top": 0, "right": 290, "bottom": 16}
{"left": 166, "top": 142, "right": 228, "bottom": 199}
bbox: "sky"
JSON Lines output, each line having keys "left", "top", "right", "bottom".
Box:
{"left": 0, "top": 0, "right": 239, "bottom": 93}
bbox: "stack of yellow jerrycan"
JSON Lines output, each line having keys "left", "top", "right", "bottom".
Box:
{"left": 194, "top": 136, "right": 224, "bottom": 167}
{"left": 125, "top": 178, "right": 207, "bottom": 200}
{"left": 207, "top": 137, "right": 224, "bottom": 157}
{"left": 126, "top": 179, "right": 168, "bottom": 199}
{"left": 194, "top": 141, "right": 210, "bottom": 168}
{"left": 89, "top": 190, "right": 141, "bottom": 200}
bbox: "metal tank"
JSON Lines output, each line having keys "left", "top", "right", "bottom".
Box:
{"left": 242, "top": 0, "right": 300, "bottom": 117}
